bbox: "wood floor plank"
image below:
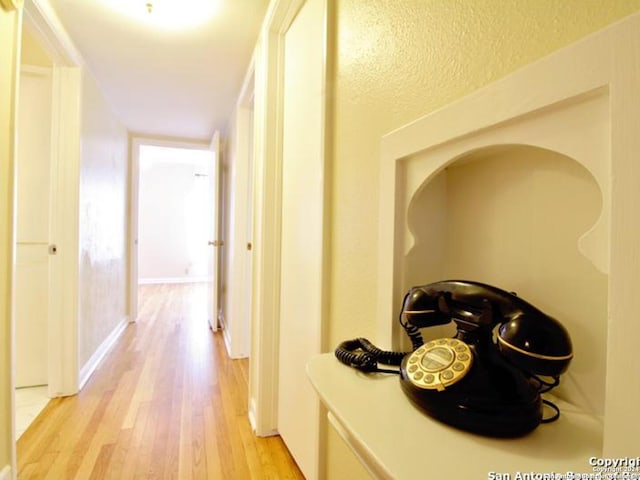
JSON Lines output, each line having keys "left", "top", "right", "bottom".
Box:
{"left": 17, "top": 283, "right": 304, "bottom": 480}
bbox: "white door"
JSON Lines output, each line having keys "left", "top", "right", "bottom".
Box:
{"left": 277, "top": 0, "right": 327, "bottom": 478}
{"left": 208, "top": 132, "right": 221, "bottom": 331}
{"left": 15, "top": 67, "right": 53, "bottom": 388}
{"left": 129, "top": 143, "right": 140, "bottom": 322}
{"left": 243, "top": 100, "right": 255, "bottom": 353}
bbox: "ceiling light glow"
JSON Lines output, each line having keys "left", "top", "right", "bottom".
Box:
{"left": 102, "top": 0, "right": 218, "bottom": 30}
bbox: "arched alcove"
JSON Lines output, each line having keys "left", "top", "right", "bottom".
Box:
{"left": 402, "top": 144, "right": 607, "bottom": 415}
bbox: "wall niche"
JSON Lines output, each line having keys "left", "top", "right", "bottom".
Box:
{"left": 403, "top": 144, "right": 607, "bottom": 417}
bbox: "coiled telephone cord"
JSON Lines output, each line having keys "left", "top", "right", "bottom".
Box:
{"left": 334, "top": 338, "right": 405, "bottom": 374}
{"left": 335, "top": 298, "right": 420, "bottom": 374}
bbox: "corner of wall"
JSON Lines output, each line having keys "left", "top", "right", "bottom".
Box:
{"left": 78, "top": 316, "right": 128, "bottom": 390}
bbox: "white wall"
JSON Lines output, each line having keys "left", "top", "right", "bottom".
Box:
{"left": 78, "top": 69, "right": 129, "bottom": 369}
{"left": 137, "top": 146, "right": 213, "bottom": 283}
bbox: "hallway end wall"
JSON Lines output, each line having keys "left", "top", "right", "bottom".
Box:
{"left": 78, "top": 69, "right": 129, "bottom": 372}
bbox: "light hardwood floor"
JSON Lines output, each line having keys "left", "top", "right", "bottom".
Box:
{"left": 17, "top": 283, "right": 304, "bottom": 479}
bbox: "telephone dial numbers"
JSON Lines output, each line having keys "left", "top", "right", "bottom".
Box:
{"left": 405, "top": 338, "right": 473, "bottom": 391}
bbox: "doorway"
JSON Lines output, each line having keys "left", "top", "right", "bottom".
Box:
{"left": 13, "top": 24, "right": 58, "bottom": 439}
{"left": 137, "top": 145, "right": 213, "bottom": 284}
{"left": 131, "top": 140, "right": 221, "bottom": 330}
{"left": 276, "top": 0, "right": 328, "bottom": 478}
{"left": 14, "top": 62, "right": 53, "bottom": 439}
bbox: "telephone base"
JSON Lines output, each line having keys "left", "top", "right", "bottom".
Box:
{"left": 399, "top": 347, "right": 544, "bottom": 437}
{"left": 399, "top": 379, "right": 542, "bottom": 437}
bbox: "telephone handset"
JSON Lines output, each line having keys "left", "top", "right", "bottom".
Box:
{"left": 335, "top": 280, "right": 573, "bottom": 437}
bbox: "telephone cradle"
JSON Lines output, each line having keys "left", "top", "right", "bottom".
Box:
{"left": 335, "top": 280, "right": 573, "bottom": 438}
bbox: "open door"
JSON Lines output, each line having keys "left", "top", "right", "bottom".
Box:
{"left": 208, "top": 131, "right": 221, "bottom": 331}
{"left": 15, "top": 66, "right": 52, "bottom": 389}
{"left": 277, "top": 0, "right": 328, "bottom": 477}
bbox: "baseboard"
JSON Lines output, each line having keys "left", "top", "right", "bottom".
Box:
{"left": 220, "top": 314, "right": 250, "bottom": 359}
{"left": 0, "top": 465, "right": 11, "bottom": 480}
{"left": 218, "top": 309, "right": 226, "bottom": 330}
{"left": 218, "top": 311, "right": 234, "bottom": 356}
{"left": 138, "top": 276, "right": 211, "bottom": 285}
{"left": 248, "top": 398, "right": 257, "bottom": 431}
{"left": 249, "top": 398, "right": 279, "bottom": 437}
{"left": 222, "top": 322, "right": 233, "bottom": 358}
{"left": 79, "top": 316, "right": 128, "bottom": 390}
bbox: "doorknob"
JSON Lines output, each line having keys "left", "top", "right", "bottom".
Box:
{"left": 208, "top": 240, "right": 225, "bottom": 247}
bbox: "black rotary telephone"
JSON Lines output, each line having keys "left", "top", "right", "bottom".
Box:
{"left": 335, "top": 280, "right": 573, "bottom": 437}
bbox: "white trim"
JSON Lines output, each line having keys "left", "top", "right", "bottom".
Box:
{"left": 127, "top": 136, "right": 139, "bottom": 322}
{"left": 47, "top": 65, "right": 81, "bottom": 397}
{"left": 238, "top": 54, "right": 256, "bottom": 109}
{"left": 78, "top": 317, "right": 128, "bottom": 390}
{"left": 275, "top": 0, "right": 328, "bottom": 476}
{"left": 222, "top": 322, "right": 234, "bottom": 358}
{"left": 131, "top": 135, "right": 210, "bottom": 150}
{"left": 207, "top": 131, "right": 221, "bottom": 332}
{"left": 23, "top": 1, "right": 83, "bottom": 399}
{"left": 218, "top": 310, "right": 227, "bottom": 329}
{"left": 248, "top": 399, "right": 257, "bottom": 431}
{"left": 7, "top": 8, "right": 23, "bottom": 477}
{"left": 217, "top": 308, "right": 225, "bottom": 329}
{"left": 249, "top": 0, "right": 303, "bottom": 439}
{"left": 23, "top": 0, "right": 84, "bottom": 67}
{"left": 225, "top": 63, "right": 255, "bottom": 360}
{"left": 19, "top": 64, "right": 50, "bottom": 76}
{"left": 138, "top": 276, "right": 211, "bottom": 285}
{"left": 0, "top": 465, "right": 11, "bottom": 480}
{"left": 248, "top": 398, "right": 278, "bottom": 436}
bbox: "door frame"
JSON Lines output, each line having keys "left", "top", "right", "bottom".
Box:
{"left": 223, "top": 60, "right": 255, "bottom": 360}
{"left": 208, "top": 130, "right": 221, "bottom": 333}
{"left": 249, "top": 0, "right": 305, "bottom": 436}
{"left": 128, "top": 135, "right": 214, "bottom": 323}
{"left": 249, "top": 0, "right": 330, "bottom": 454}
{"left": 15, "top": 64, "right": 54, "bottom": 390}
{"left": 22, "top": 0, "right": 83, "bottom": 398}
{"left": 273, "top": 0, "right": 329, "bottom": 476}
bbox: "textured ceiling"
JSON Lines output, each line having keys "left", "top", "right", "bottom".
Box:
{"left": 47, "top": 0, "right": 270, "bottom": 141}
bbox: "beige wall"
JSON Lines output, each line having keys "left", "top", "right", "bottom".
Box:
{"left": 0, "top": 8, "right": 21, "bottom": 471}
{"left": 0, "top": 5, "right": 21, "bottom": 473}
{"left": 21, "top": 28, "right": 52, "bottom": 67}
{"left": 78, "top": 70, "right": 129, "bottom": 368}
{"left": 326, "top": 1, "right": 640, "bottom": 477}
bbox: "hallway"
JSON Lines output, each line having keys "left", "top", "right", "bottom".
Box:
{"left": 16, "top": 284, "right": 303, "bottom": 479}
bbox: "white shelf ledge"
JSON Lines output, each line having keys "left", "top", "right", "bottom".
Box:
{"left": 307, "top": 353, "right": 603, "bottom": 480}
